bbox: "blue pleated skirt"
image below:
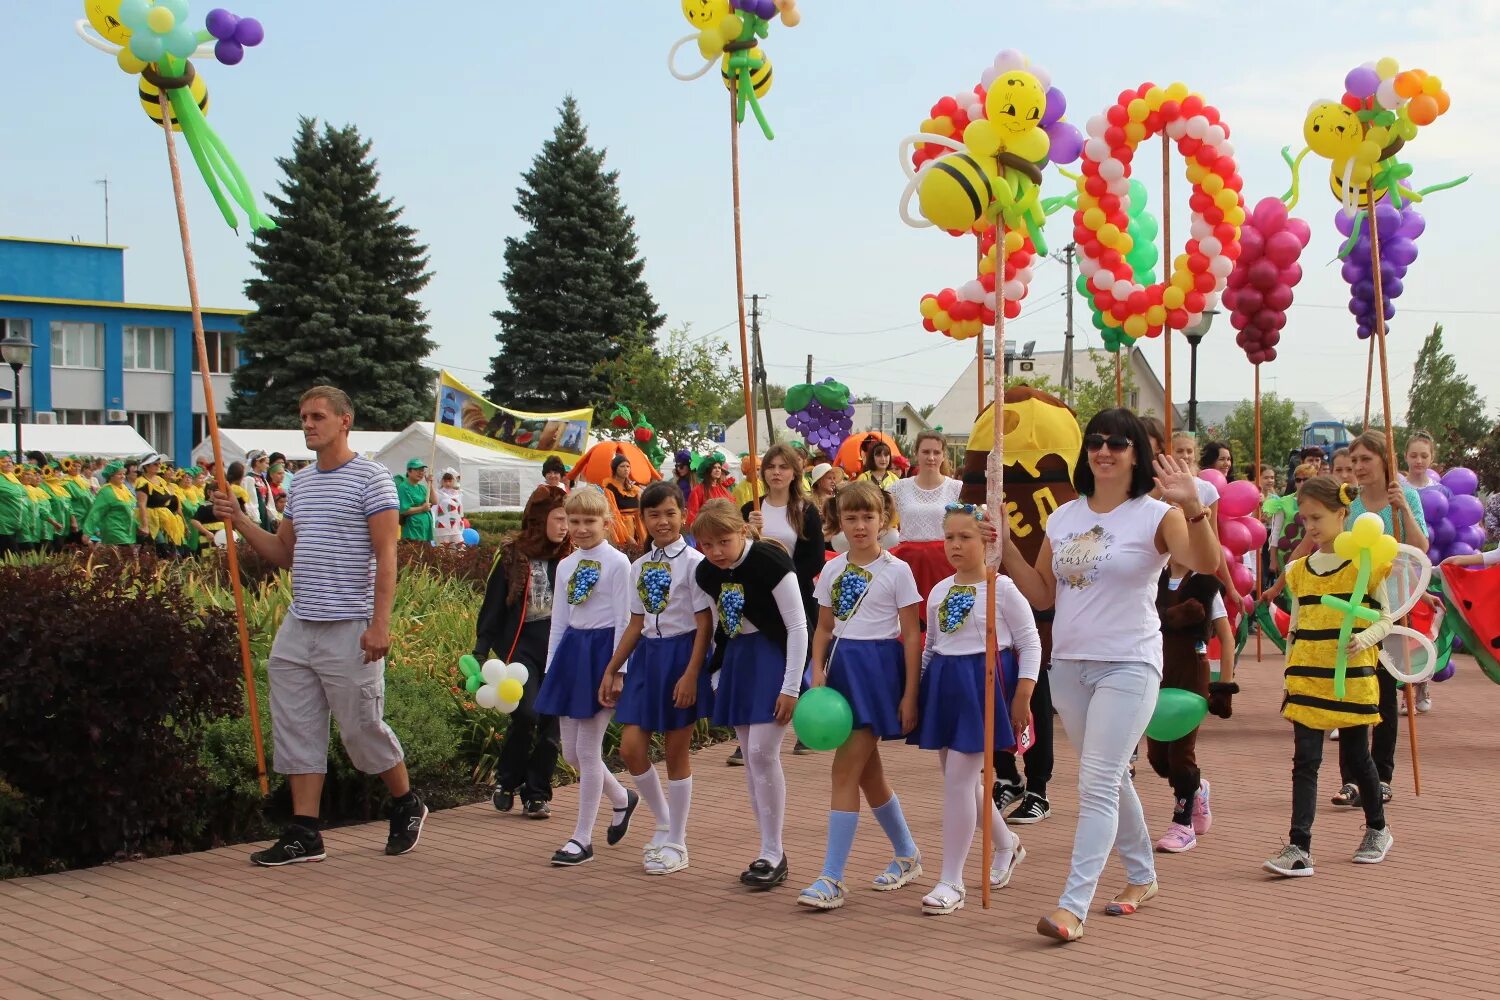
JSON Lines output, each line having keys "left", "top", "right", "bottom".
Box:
{"left": 535, "top": 626, "right": 615, "bottom": 720}
{"left": 910, "top": 650, "right": 1019, "bottom": 753}
{"left": 711, "top": 631, "right": 785, "bottom": 727}
{"left": 826, "top": 638, "right": 908, "bottom": 740}
{"left": 614, "top": 632, "right": 713, "bottom": 732}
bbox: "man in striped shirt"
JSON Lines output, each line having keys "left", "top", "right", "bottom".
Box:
{"left": 214, "top": 385, "right": 427, "bottom": 866}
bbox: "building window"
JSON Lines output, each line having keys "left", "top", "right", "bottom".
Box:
{"left": 895, "top": 417, "right": 908, "bottom": 437}
{"left": 131, "top": 412, "right": 172, "bottom": 453}
{"left": 191, "top": 413, "right": 229, "bottom": 449}
{"left": 194, "top": 330, "right": 239, "bottom": 373}
{"left": 124, "top": 326, "right": 173, "bottom": 372}
{"left": 1, "top": 318, "right": 31, "bottom": 343}
{"left": 0, "top": 409, "right": 28, "bottom": 425}
{"left": 50, "top": 321, "right": 105, "bottom": 369}
{"left": 478, "top": 468, "right": 523, "bottom": 510}
{"left": 55, "top": 409, "right": 104, "bottom": 425}
{"left": 1129, "top": 390, "right": 1140, "bottom": 410}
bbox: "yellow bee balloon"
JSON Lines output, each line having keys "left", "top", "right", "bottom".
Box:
{"left": 140, "top": 67, "right": 210, "bottom": 131}
{"left": 85, "top": 0, "right": 131, "bottom": 46}
{"left": 722, "top": 45, "right": 771, "bottom": 99}
{"left": 682, "top": 0, "right": 743, "bottom": 59}
{"left": 964, "top": 70, "right": 1051, "bottom": 165}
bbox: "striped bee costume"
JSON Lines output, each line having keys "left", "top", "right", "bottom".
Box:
{"left": 1282, "top": 554, "right": 1392, "bottom": 731}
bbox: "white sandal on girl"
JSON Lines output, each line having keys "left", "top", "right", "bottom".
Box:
{"left": 796, "top": 876, "right": 847, "bottom": 910}
{"left": 921, "top": 880, "right": 966, "bottom": 915}
{"left": 990, "top": 841, "right": 1026, "bottom": 889}
{"left": 644, "top": 843, "right": 688, "bottom": 875}
{"left": 871, "top": 854, "right": 923, "bottom": 891}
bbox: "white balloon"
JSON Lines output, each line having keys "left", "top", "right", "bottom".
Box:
{"left": 967, "top": 102, "right": 984, "bottom": 122}
{"left": 1032, "top": 67, "right": 1052, "bottom": 90}
{"left": 1199, "top": 236, "right": 1222, "bottom": 257}
{"left": 1185, "top": 116, "right": 1209, "bottom": 139}
{"left": 992, "top": 48, "right": 1025, "bottom": 72}
{"left": 1218, "top": 140, "right": 1235, "bottom": 159}
{"left": 504, "top": 662, "right": 530, "bottom": 686}
{"left": 1209, "top": 256, "right": 1233, "bottom": 278}
{"left": 1107, "top": 176, "right": 1130, "bottom": 196}
{"left": 983, "top": 291, "right": 998, "bottom": 309}
{"left": 481, "top": 660, "right": 505, "bottom": 685}
{"left": 1204, "top": 124, "right": 1226, "bottom": 147}
{"left": 1112, "top": 279, "right": 1135, "bottom": 300}
{"left": 1190, "top": 219, "right": 1211, "bottom": 241}
{"left": 1084, "top": 137, "right": 1110, "bottom": 162}
{"left": 960, "top": 279, "right": 985, "bottom": 301}
{"left": 979, "top": 67, "right": 998, "bottom": 88}
{"left": 475, "top": 684, "right": 500, "bottom": 709}
{"left": 1379, "top": 626, "right": 1437, "bottom": 684}
{"left": 1016, "top": 266, "right": 1035, "bottom": 285}
{"left": 1003, "top": 280, "right": 1025, "bottom": 300}
{"left": 1202, "top": 291, "right": 1220, "bottom": 311}
{"left": 497, "top": 698, "right": 521, "bottom": 714}
{"left": 1079, "top": 256, "right": 1100, "bottom": 277}
{"left": 1099, "top": 158, "right": 1125, "bottom": 182}
{"left": 1165, "top": 119, "right": 1189, "bottom": 140}
{"left": 1086, "top": 114, "right": 1108, "bottom": 139}
{"left": 1092, "top": 270, "right": 1114, "bottom": 291}
{"left": 1376, "top": 79, "right": 1400, "bottom": 110}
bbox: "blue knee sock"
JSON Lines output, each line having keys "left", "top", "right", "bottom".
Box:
{"left": 820, "top": 810, "right": 860, "bottom": 882}
{"left": 871, "top": 795, "right": 918, "bottom": 858}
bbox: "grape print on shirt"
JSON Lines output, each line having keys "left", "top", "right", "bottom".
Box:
{"left": 1053, "top": 524, "right": 1114, "bottom": 590}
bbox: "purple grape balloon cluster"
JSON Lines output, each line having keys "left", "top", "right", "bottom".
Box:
{"left": 1338, "top": 201, "right": 1424, "bottom": 340}
{"left": 785, "top": 378, "right": 853, "bottom": 453}
{"left": 732, "top": 0, "right": 778, "bottom": 18}
{"left": 204, "top": 7, "right": 264, "bottom": 66}
{"left": 1418, "top": 467, "right": 1485, "bottom": 562}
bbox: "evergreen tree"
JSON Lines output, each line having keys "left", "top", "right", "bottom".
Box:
{"left": 230, "top": 118, "right": 435, "bottom": 430}
{"left": 489, "top": 96, "right": 665, "bottom": 409}
{"left": 1405, "top": 323, "right": 1489, "bottom": 446}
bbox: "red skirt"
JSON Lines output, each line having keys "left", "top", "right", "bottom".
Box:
{"left": 889, "top": 539, "right": 950, "bottom": 621}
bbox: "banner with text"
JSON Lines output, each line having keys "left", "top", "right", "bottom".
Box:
{"left": 434, "top": 370, "right": 592, "bottom": 461}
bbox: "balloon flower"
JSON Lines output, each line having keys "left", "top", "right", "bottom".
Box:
{"left": 1224, "top": 197, "right": 1311, "bottom": 364}
{"left": 75, "top": 1, "right": 271, "bottom": 232}
{"left": 668, "top": 0, "right": 802, "bottom": 141}
{"left": 784, "top": 378, "right": 853, "bottom": 454}
{"left": 470, "top": 658, "right": 530, "bottom": 713}
{"left": 1075, "top": 82, "right": 1245, "bottom": 342}
{"left": 1322, "top": 513, "right": 1400, "bottom": 696}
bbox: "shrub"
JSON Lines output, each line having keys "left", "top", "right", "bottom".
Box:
{"left": 0, "top": 558, "right": 243, "bottom": 872}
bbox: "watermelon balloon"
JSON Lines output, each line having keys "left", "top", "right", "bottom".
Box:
{"left": 1438, "top": 563, "right": 1500, "bottom": 684}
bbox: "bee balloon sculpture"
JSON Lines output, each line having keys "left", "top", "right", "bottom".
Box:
{"left": 668, "top": 0, "right": 801, "bottom": 141}
{"left": 76, "top": 0, "right": 272, "bottom": 232}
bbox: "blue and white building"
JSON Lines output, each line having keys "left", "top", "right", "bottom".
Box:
{"left": 0, "top": 235, "right": 244, "bottom": 464}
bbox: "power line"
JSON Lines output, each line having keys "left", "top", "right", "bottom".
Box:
{"left": 764, "top": 314, "right": 917, "bottom": 336}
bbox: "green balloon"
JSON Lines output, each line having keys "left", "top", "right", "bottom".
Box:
{"left": 459, "top": 654, "right": 480, "bottom": 678}
{"left": 465, "top": 675, "right": 483, "bottom": 694}
{"left": 1145, "top": 689, "right": 1208, "bottom": 742}
{"left": 792, "top": 687, "right": 854, "bottom": 751}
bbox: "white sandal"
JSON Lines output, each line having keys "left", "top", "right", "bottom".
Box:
{"left": 871, "top": 854, "right": 923, "bottom": 892}
{"left": 921, "top": 880, "right": 966, "bottom": 915}
{"left": 644, "top": 843, "right": 688, "bottom": 875}
{"left": 796, "top": 876, "right": 847, "bottom": 910}
{"left": 990, "top": 840, "right": 1026, "bottom": 889}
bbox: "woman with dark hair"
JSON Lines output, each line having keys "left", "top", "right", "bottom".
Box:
{"left": 686, "top": 454, "right": 734, "bottom": 524}
{"left": 542, "top": 455, "right": 569, "bottom": 490}
{"left": 672, "top": 449, "right": 695, "bottom": 507}
{"left": 743, "top": 444, "right": 824, "bottom": 624}
{"left": 474, "top": 484, "right": 573, "bottom": 818}
{"left": 604, "top": 453, "right": 648, "bottom": 549}
{"left": 859, "top": 442, "right": 901, "bottom": 491}
{"left": 1002, "top": 408, "right": 1220, "bottom": 943}
{"left": 1199, "top": 441, "right": 1235, "bottom": 481}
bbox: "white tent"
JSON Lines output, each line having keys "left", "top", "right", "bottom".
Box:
{"left": 191, "top": 427, "right": 397, "bottom": 468}
{"left": 11, "top": 423, "right": 154, "bottom": 458}
{"left": 373, "top": 422, "right": 547, "bottom": 513}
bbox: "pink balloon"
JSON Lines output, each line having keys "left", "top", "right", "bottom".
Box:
{"left": 1234, "top": 287, "right": 1264, "bottom": 314}
{"left": 1200, "top": 469, "right": 1228, "bottom": 492}
{"left": 1242, "top": 515, "right": 1268, "bottom": 548}
{"left": 1218, "top": 480, "right": 1262, "bottom": 518}
{"left": 1238, "top": 226, "right": 1265, "bottom": 262}
{"left": 1252, "top": 196, "right": 1288, "bottom": 232}
{"left": 1265, "top": 231, "right": 1303, "bottom": 268}
{"left": 1279, "top": 263, "right": 1303, "bottom": 287}
{"left": 1229, "top": 560, "right": 1255, "bottom": 594}
{"left": 1285, "top": 217, "right": 1312, "bottom": 247}
{"left": 1264, "top": 284, "right": 1294, "bottom": 311}
{"left": 1248, "top": 259, "right": 1279, "bottom": 292}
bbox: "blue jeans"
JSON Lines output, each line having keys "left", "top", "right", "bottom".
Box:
{"left": 1050, "top": 658, "right": 1160, "bottom": 921}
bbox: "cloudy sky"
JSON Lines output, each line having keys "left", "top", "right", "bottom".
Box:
{"left": 6, "top": 0, "right": 1494, "bottom": 424}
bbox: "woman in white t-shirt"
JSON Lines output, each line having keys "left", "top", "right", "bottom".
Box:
{"left": 743, "top": 444, "right": 825, "bottom": 630}
{"left": 889, "top": 430, "right": 963, "bottom": 620}
{"left": 1002, "top": 408, "right": 1221, "bottom": 943}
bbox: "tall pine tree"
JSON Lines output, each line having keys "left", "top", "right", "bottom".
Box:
{"left": 489, "top": 96, "right": 664, "bottom": 409}
{"left": 230, "top": 118, "right": 435, "bottom": 429}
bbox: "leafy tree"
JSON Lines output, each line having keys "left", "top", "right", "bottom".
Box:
{"left": 1406, "top": 323, "right": 1489, "bottom": 446}
{"left": 718, "top": 381, "right": 787, "bottom": 428}
{"left": 1071, "top": 348, "right": 1141, "bottom": 427}
{"left": 1210, "top": 393, "right": 1305, "bottom": 477}
{"left": 231, "top": 118, "right": 434, "bottom": 429}
{"left": 488, "top": 96, "right": 665, "bottom": 410}
{"left": 597, "top": 327, "right": 742, "bottom": 452}
{"left": 1438, "top": 423, "right": 1500, "bottom": 490}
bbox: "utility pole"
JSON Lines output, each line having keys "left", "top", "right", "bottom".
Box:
{"left": 748, "top": 293, "right": 775, "bottom": 449}
{"left": 1059, "top": 242, "right": 1076, "bottom": 406}
{"left": 806, "top": 354, "right": 813, "bottom": 384}
{"left": 96, "top": 177, "right": 111, "bottom": 244}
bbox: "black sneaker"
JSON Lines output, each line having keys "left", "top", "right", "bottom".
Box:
{"left": 385, "top": 794, "right": 428, "bottom": 856}
{"left": 727, "top": 745, "right": 745, "bottom": 766}
{"left": 525, "top": 799, "right": 551, "bottom": 819}
{"left": 793, "top": 740, "right": 815, "bottom": 755}
{"left": 251, "top": 826, "right": 325, "bottom": 867}
{"left": 1007, "top": 793, "right": 1051, "bottom": 825}
{"left": 607, "top": 789, "right": 639, "bottom": 846}
{"left": 993, "top": 780, "right": 1025, "bottom": 812}
{"left": 493, "top": 788, "right": 515, "bottom": 813}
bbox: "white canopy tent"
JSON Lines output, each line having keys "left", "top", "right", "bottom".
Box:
{"left": 191, "top": 427, "right": 397, "bottom": 468}
{"left": 11, "top": 423, "right": 154, "bottom": 458}
{"left": 372, "top": 422, "right": 548, "bottom": 513}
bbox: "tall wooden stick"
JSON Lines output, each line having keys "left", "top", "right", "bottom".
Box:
{"left": 1254, "top": 364, "right": 1263, "bottom": 661}
{"left": 1362, "top": 337, "right": 1375, "bottom": 431}
{"left": 981, "top": 220, "right": 1007, "bottom": 910}
{"left": 426, "top": 374, "right": 441, "bottom": 505}
{"left": 159, "top": 92, "right": 267, "bottom": 796}
{"left": 1365, "top": 183, "right": 1421, "bottom": 796}
{"left": 1161, "top": 132, "right": 1173, "bottom": 437}
{"left": 729, "top": 91, "right": 761, "bottom": 509}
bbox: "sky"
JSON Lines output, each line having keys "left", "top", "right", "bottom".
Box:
{"left": 5, "top": 0, "right": 1497, "bottom": 427}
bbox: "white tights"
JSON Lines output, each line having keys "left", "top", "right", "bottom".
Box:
{"left": 735, "top": 722, "right": 788, "bottom": 863}
{"left": 560, "top": 710, "right": 628, "bottom": 848}
{"left": 937, "top": 750, "right": 1016, "bottom": 888}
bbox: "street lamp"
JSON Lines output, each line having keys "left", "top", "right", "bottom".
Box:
{"left": 0, "top": 327, "right": 36, "bottom": 459}
{"left": 1183, "top": 310, "right": 1219, "bottom": 433}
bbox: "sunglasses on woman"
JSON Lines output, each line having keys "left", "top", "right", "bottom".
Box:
{"left": 1083, "top": 434, "right": 1132, "bottom": 453}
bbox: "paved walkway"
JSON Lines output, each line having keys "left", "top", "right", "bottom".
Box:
{"left": 3, "top": 652, "right": 1499, "bottom": 1000}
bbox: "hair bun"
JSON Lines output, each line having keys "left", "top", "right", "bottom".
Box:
{"left": 1338, "top": 482, "right": 1360, "bottom": 506}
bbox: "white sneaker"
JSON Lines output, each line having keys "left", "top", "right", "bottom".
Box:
{"left": 644, "top": 843, "right": 688, "bottom": 875}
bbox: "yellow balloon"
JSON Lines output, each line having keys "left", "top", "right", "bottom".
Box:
{"left": 1003, "top": 229, "right": 1024, "bottom": 253}
{"left": 919, "top": 297, "right": 940, "bottom": 319}
{"left": 497, "top": 678, "right": 525, "bottom": 704}
{"left": 1127, "top": 99, "right": 1149, "bottom": 122}
{"left": 1371, "top": 534, "right": 1398, "bottom": 568}
{"left": 1334, "top": 532, "right": 1359, "bottom": 560}
{"left": 1146, "top": 304, "right": 1167, "bottom": 326}
{"left": 964, "top": 120, "right": 1001, "bottom": 158}
{"left": 1375, "top": 56, "right": 1399, "bottom": 80}
{"left": 1011, "top": 128, "right": 1050, "bottom": 163}
{"left": 682, "top": 0, "right": 733, "bottom": 29}
{"left": 1083, "top": 207, "right": 1106, "bottom": 229}
{"left": 1124, "top": 314, "right": 1147, "bottom": 337}
{"left": 85, "top": 0, "right": 132, "bottom": 46}
{"left": 1303, "top": 102, "right": 1363, "bottom": 162}
{"left": 145, "top": 5, "right": 175, "bottom": 32}
{"left": 1351, "top": 512, "right": 1385, "bottom": 547}
{"left": 1124, "top": 121, "right": 1147, "bottom": 144}
{"left": 1165, "top": 81, "right": 1189, "bottom": 102}
{"left": 1163, "top": 286, "right": 1186, "bottom": 309}
{"left": 117, "top": 48, "right": 147, "bottom": 74}
{"left": 1202, "top": 173, "right": 1224, "bottom": 195}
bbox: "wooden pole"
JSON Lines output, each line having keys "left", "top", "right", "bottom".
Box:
{"left": 976, "top": 234, "right": 986, "bottom": 417}
{"left": 427, "top": 373, "right": 442, "bottom": 505}
{"left": 1362, "top": 337, "right": 1375, "bottom": 431}
{"left": 1254, "top": 364, "right": 1263, "bottom": 661}
{"left": 981, "top": 219, "right": 1006, "bottom": 910}
{"left": 1364, "top": 183, "right": 1421, "bottom": 796}
{"left": 1161, "top": 132, "right": 1173, "bottom": 437}
{"left": 159, "top": 92, "right": 268, "bottom": 796}
{"left": 729, "top": 91, "right": 761, "bottom": 509}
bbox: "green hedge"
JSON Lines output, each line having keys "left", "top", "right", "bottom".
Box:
{"left": 467, "top": 511, "right": 521, "bottom": 549}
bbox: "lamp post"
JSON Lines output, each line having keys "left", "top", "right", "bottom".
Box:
{"left": 1183, "top": 310, "right": 1219, "bottom": 433}
{"left": 0, "top": 327, "right": 36, "bottom": 459}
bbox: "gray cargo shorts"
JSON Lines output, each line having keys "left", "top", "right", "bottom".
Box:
{"left": 267, "top": 613, "right": 405, "bottom": 775}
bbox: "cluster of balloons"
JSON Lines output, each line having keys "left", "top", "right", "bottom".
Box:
{"left": 1201, "top": 471, "right": 1264, "bottom": 602}
{"left": 1339, "top": 202, "right": 1423, "bottom": 339}
{"left": 919, "top": 228, "right": 1039, "bottom": 340}
{"left": 1419, "top": 467, "right": 1486, "bottom": 562}
{"left": 1224, "top": 197, "right": 1312, "bottom": 364}
{"left": 116, "top": 0, "right": 202, "bottom": 65}
{"left": 784, "top": 378, "right": 854, "bottom": 453}
{"left": 1075, "top": 179, "right": 1160, "bottom": 353}
{"left": 203, "top": 7, "right": 263, "bottom": 65}
{"left": 1075, "top": 83, "right": 1245, "bottom": 341}
{"left": 669, "top": 0, "right": 801, "bottom": 140}
{"left": 457, "top": 656, "right": 529, "bottom": 713}
{"left": 1325, "top": 514, "right": 1437, "bottom": 688}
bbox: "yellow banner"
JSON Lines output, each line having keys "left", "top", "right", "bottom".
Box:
{"left": 434, "top": 370, "right": 592, "bottom": 461}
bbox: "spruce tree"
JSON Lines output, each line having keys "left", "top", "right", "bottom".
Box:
{"left": 489, "top": 95, "right": 665, "bottom": 409}
{"left": 230, "top": 117, "right": 435, "bottom": 430}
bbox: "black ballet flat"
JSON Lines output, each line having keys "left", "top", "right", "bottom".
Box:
{"left": 740, "top": 854, "right": 789, "bottom": 889}
{"left": 606, "top": 789, "right": 639, "bottom": 846}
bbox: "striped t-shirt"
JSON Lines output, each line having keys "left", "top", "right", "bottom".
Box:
{"left": 284, "top": 456, "right": 399, "bottom": 621}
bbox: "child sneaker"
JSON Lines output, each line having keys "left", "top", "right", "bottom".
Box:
{"left": 1264, "top": 843, "right": 1314, "bottom": 877}
{"left": 1353, "top": 826, "right": 1393, "bottom": 865}
{"left": 1155, "top": 823, "right": 1197, "bottom": 853}
{"left": 1191, "top": 779, "right": 1212, "bottom": 835}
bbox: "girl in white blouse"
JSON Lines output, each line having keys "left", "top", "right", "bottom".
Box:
{"left": 798, "top": 481, "right": 924, "bottom": 911}
{"left": 889, "top": 431, "right": 964, "bottom": 620}
{"left": 534, "top": 487, "right": 636, "bottom": 867}
{"left": 912, "top": 504, "right": 1041, "bottom": 915}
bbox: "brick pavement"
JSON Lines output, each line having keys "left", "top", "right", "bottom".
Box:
{"left": 3, "top": 652, "right": 1499, "bottom": 1000}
